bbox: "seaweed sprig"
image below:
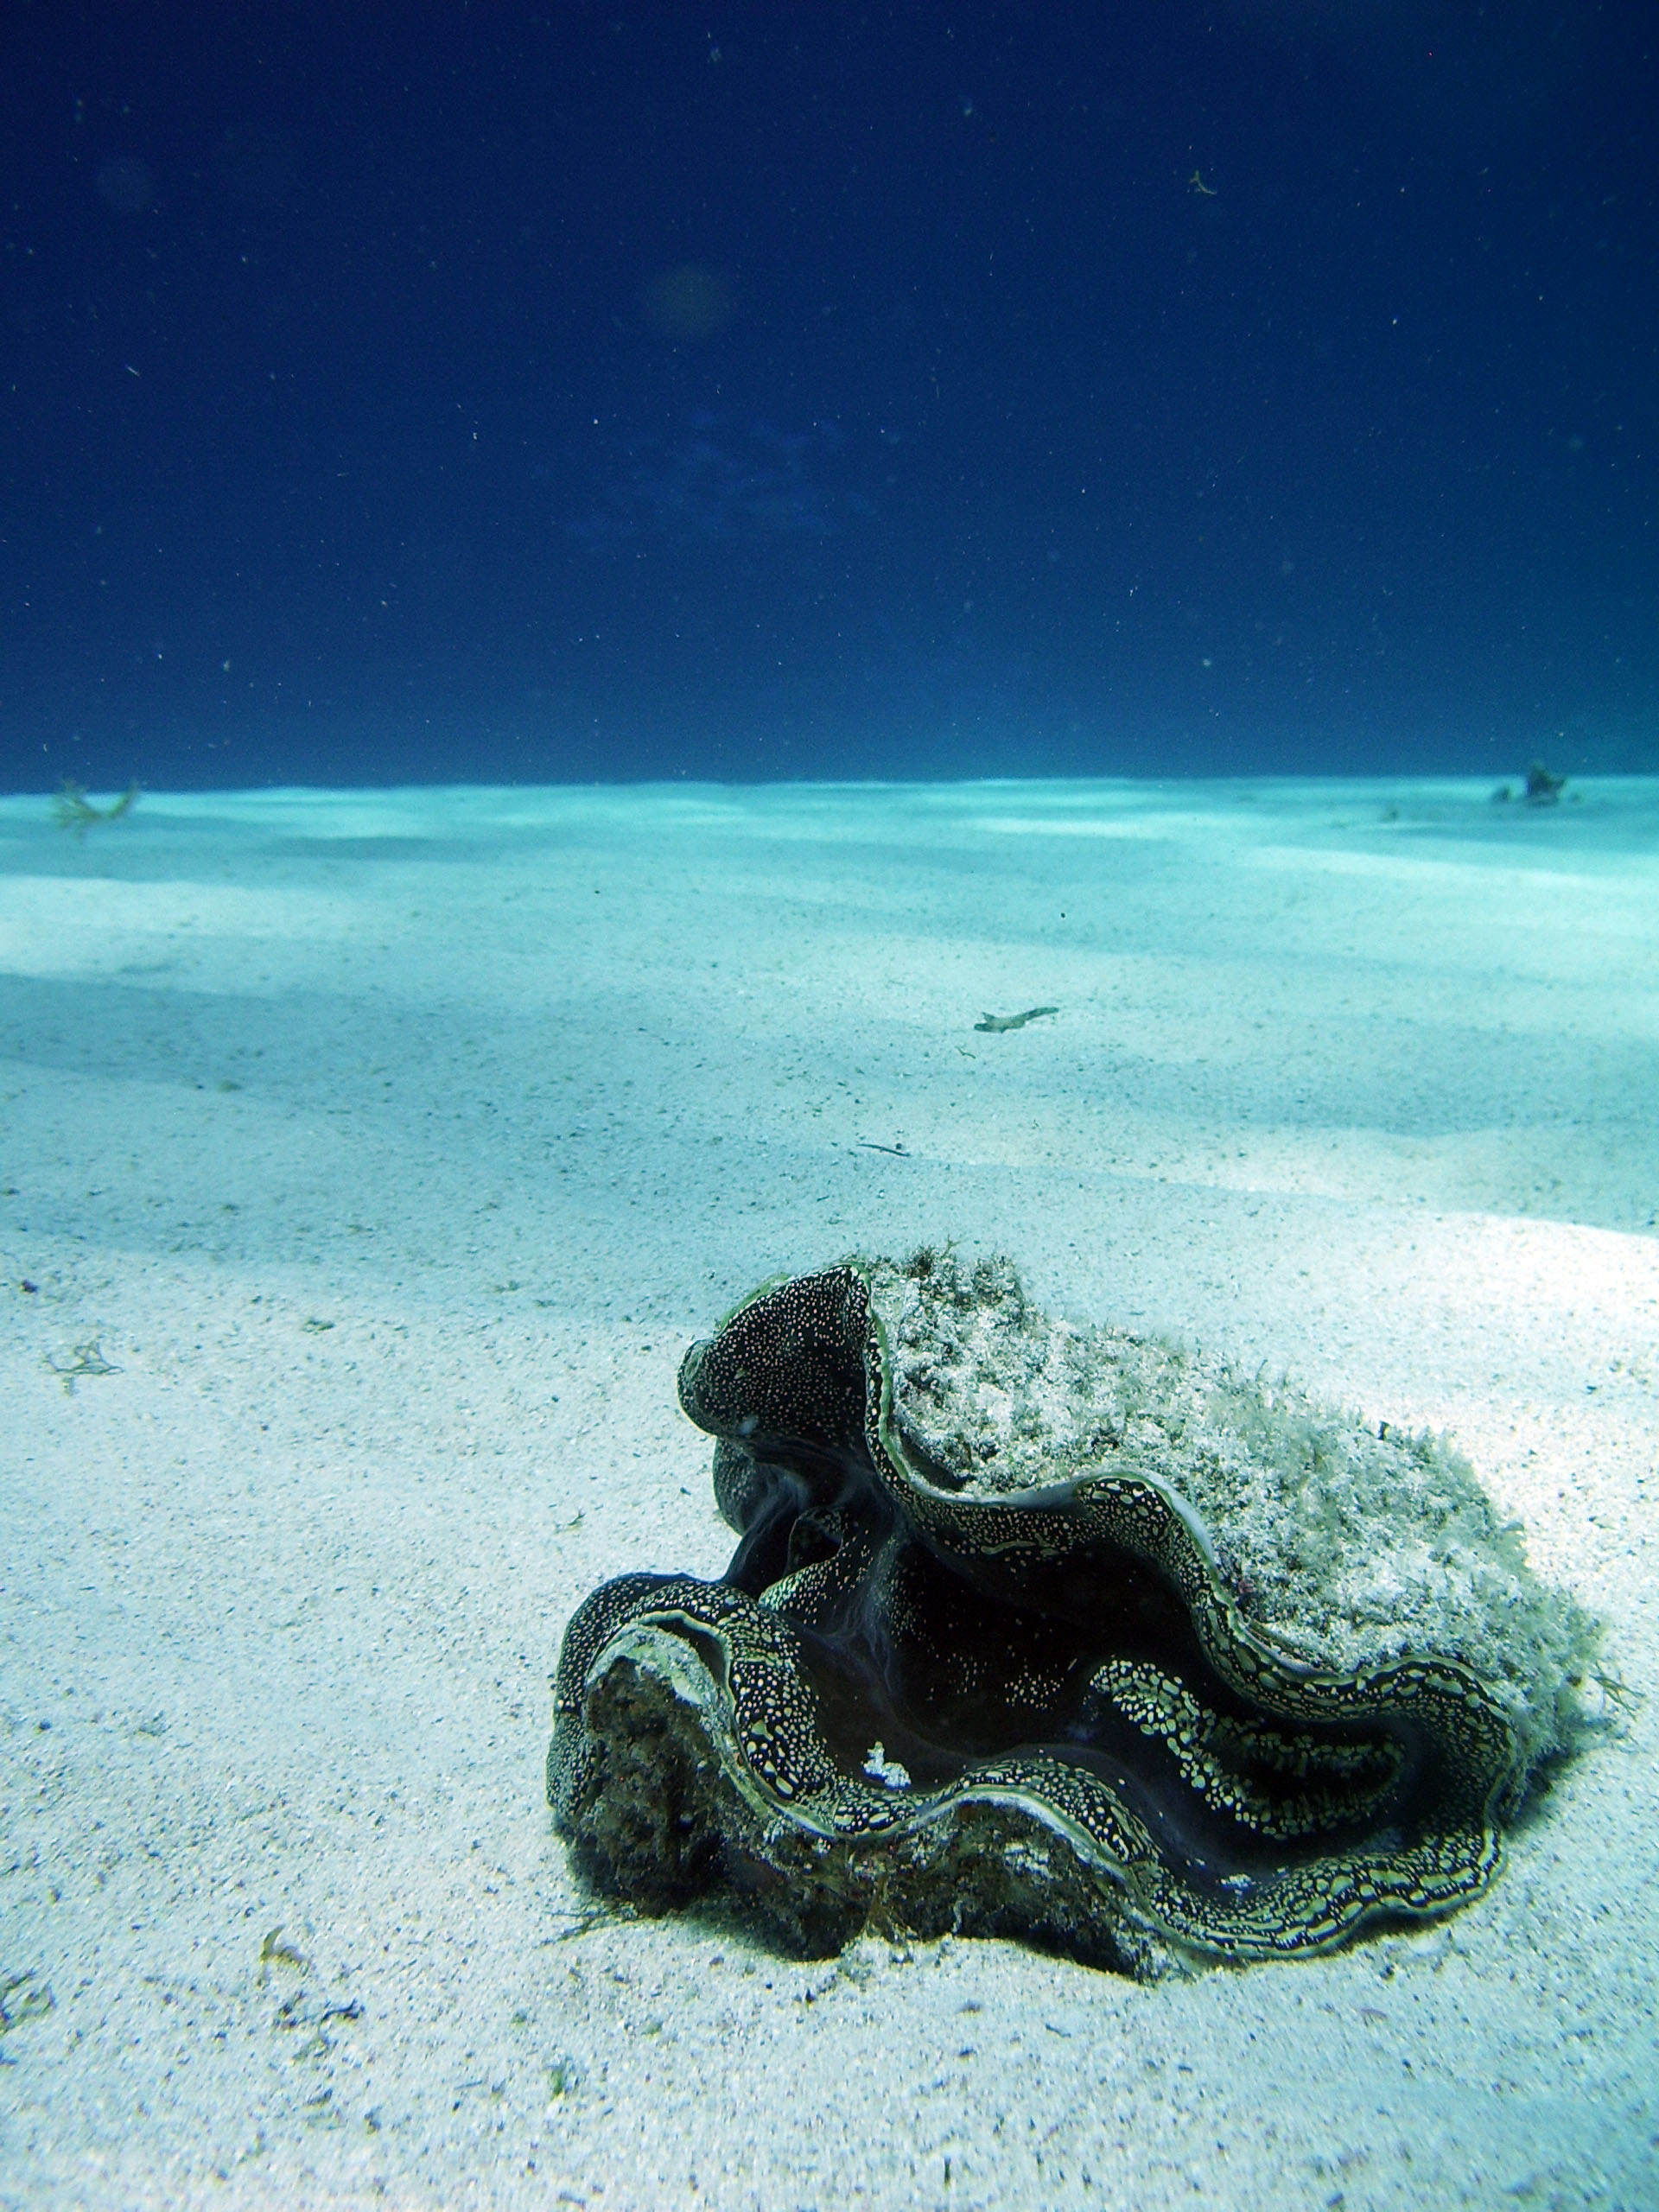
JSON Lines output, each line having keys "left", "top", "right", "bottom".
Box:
{"left": 52, "top": 780, "right": 141, "bottom": 838}
{"left": 42, "top": 1340, "right": 121, "bottom": 1395}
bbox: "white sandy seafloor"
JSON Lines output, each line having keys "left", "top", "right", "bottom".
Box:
{"left": 1, "top": 773, "right": 1656, "bottom": 2212}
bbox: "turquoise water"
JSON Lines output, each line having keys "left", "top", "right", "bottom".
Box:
{"left": 2, "top": 777, "right": 1655, "bottom": 2208}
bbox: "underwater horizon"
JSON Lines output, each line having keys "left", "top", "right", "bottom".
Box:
{"left": 4, "top": 12, "right": 1658, "bottom": 2209}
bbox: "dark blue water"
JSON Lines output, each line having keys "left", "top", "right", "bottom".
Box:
{"left": 3, "top": 3, "right": 1655, "bottom": 793}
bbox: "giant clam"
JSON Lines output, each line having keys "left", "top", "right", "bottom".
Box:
{"left": 550, "top": 1252, "right": 1599, "bottom": 1975}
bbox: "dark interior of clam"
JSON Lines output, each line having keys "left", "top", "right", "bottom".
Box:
{"left": 715, "top": 1431, "right": 1421, "bottom": 1897}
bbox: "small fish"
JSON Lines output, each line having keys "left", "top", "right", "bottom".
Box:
{"left": 974, "top": 1006, "right": 1058, "bottom": 1033}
